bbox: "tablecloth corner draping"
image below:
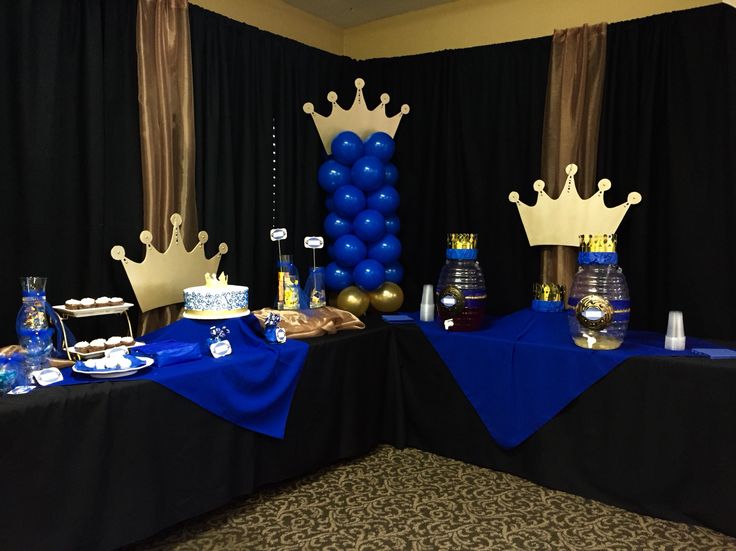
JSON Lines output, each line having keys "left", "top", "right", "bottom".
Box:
{"left": 416, "top": 308, "right": 705, "bottom": 448}
{"left": 53, "top": 314, "right": 309, "bottom": 438}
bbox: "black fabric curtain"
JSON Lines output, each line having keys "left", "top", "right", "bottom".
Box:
{"left": 0, "top": 0, "right": 143, "bottom": 346}
{"left": 4, "top": 2, "right": 732, "bottom": 344}
{"left": 597, "top": 4, "right": 736, "bottom": 339}
{"left": 189, "top": 4, "right": 549, "bottom": 315}
{"left": 352, "top": 41, "right": 549, "bottom": 313}
{"left": 189, "top": 5, "right": 348, "bottom": 310}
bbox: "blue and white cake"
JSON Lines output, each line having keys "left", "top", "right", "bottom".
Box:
{"left": 183, "top": 274, "right": 249, "bottom": 319}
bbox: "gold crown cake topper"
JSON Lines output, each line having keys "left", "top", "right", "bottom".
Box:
{"left": 579, "top": 233, "right": 617, "bottom": 253}
{"left": 111, "top": 213, "right": 228, "bottom": 313}
{"left": 303, "top": 78, "right": 410, "bottom": 154}
{"left": 205, "top": 272, "right": 229, "bottom": 288}
{"left": 533, "top": 282, "right": 566, "bottom": 302}
{"left": 508, "top": 164, "right": 642, "bottom": 247}
{"left": 447, "top": 233, "right": 477, "bottom": 249}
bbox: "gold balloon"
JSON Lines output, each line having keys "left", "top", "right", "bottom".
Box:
{"left": 337, "top": 286, "right": 370, "bottom": 316}
{"left": 369, "top": 282, "right": 404, "bottom": 313}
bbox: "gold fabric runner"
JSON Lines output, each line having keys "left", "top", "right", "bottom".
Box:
{"left": 252, "top": 307, "right": 365, "bottom": 339}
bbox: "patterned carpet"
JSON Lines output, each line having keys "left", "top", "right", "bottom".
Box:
{"left": 127, "top": 446, "right": 736, "bottom": 550}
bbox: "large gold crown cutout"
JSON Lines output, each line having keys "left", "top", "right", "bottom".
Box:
{"left": 303, "top": 77, "right": 410, "bottom": 153}
{"left": 508, "top": 164, "right": 642, "bottom": 247}
{"left": 111, "top": 214, "right": 228, "bottom": 312}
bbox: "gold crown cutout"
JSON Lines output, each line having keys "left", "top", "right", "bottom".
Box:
{"left": 111, "top": 213, "right": 228, "bottom": 312}
{"left": 303, "top": 78, "right": 410, "bottom": 154}
{"left": 508, "top": 164, "right": 642, "bottom": 247}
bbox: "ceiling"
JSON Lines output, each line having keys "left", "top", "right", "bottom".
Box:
{"left": 283, "top": 0, "right": 457, "bottom": 28}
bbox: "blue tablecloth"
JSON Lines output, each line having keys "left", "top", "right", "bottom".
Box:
{"left": 54, "top": 315, "right": 309, "bottom": 439}
{"left": 417, "top": 309, "right": 704, "bottom": 448}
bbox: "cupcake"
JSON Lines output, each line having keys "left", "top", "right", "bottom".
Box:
{"left": 121, "top": 336, "right": 136, "bottom": 347}
{"left": 65, "top": 299, "right": 81, "bottom": 310}
{"left": 89, "top": 339, "right": 106, "bottom": 352}
{"left": 80, "top": 298, "right": 95, "bottom": 309}
{"left": 110, "top": 297, "right": 124, "bottom": 307}
{"left": 105, "top": 336, "right": 122, "bottom": 349}
{"left": 95, "top": 296, "right": 111, "bottom": 308}
{"left": 74, "top": 341, "right": 90, "bottom": 354}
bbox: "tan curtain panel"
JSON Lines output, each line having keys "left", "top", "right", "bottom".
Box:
{"left": 136, "top": 0, "right": 197, "bottom": 334}
{"left": 540, "top": 23, "right": 607, "bottom": 294}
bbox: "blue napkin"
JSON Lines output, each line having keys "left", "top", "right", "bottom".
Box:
{"left": 134, "top": 340, "right": 202, "bottom": 367}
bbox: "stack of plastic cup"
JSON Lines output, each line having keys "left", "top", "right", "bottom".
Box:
{"left": 664, "top": 310, "right": 686, "bottom": 351}
{"left": 420, "top": 284, "right": 435, "bottom": 322}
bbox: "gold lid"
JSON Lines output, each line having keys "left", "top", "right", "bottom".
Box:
{"left": 579, "top": 234, "right": 617, "bottom": 253}
{"left": 447, "top": 233, "right": 477, "bottom": 249}
{"left": 533, "top": 282, "right": 565, "bottom": 302}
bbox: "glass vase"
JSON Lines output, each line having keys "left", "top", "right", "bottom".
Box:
{"left": 436, "top": 233, "right": 487, "bottom": 331}
{"left": 305, "top": 267, "right": 326, "bottom": 309}
{"left": 277, "top": 254, "right": 301, "bottom": 311}
{"left": 16, "top": 276, "right": 53, "bottom": 385}
{"left": 567, "top": 235, "right": 630, "bottom": 350}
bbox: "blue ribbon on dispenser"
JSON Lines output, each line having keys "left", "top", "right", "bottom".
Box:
{"left": 578, "top": 252, "right": 618, "bottom": 265}
{"left": 446, "top": 248, "right": 478, "bottom": 260}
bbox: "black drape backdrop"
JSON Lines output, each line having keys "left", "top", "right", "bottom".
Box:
{"left": 189, "top": 5, "right": 548, "bottom": 315}
{"left": 0, "top": 0, "right": 143, "bottom": 346}
{"left": 2, "top": 3, "right": 734, "bottom": 345}
{"left": 352, "top": 41, "right": 549, "bottom": 313}
{"left": 189, "top": 5, "right": 348, "bottom": 310}
{"left": 597, "top": 4, "right": 736, "bottom": 339}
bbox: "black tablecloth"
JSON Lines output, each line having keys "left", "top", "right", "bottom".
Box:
{"left": 0, "top": 318, "right": 734, "bottom": 550}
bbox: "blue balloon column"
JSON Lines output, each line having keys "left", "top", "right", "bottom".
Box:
{"left": 323, "top": 131, "right": 402, "bottom": 295}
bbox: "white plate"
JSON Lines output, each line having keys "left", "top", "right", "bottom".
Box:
{"left": 66, "top": 341, "right": 145, "bottom": 359}
{"left": 72, "top": 357, "right": 153, "bottom": 379}
{"left": 183, "top": 309, "right": 250, "bottom": 320}
{"left": 53, "top": 302, "right": 134, "bottom": 318}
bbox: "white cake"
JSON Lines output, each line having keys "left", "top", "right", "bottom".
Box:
{"left": 183, "top": 284, "right": 249, "bottom": 319}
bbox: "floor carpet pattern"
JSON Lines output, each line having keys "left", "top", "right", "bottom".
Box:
{"left": 128, "top": 445, "right": 736, "bottom": 550}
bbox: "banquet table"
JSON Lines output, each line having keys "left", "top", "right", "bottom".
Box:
{"left": 0, "top": 316, "right": 734, "bottom": 550}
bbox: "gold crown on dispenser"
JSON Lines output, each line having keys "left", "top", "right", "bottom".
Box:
{"left": 533, "top": 282, "right": 565, "bottom": 302}
{"left": 447, "top": 233, "right": 478, "bottom": 249}
{"left": 579, "top": 233, "right": 617, "bottom": 253}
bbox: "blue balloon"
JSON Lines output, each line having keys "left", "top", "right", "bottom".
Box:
{"left": 368, "top": 234, "right": 402, "bottom": 265}
{"left": 331, "top": 131, "right": 364, "bottom": 166}
{"left": 352, "top": 209, "right": 385, "bottom": 243}
{"left": 333, "top": 184, "right": 366, "bottom": 218}
{"left": 384, "top": 163, "right": 399, "bottom": 186}
{"left": 323, "top": 212, "right": 352, "bottom": 240}
{"left": 385, "top": 215, "right": 400, "bottom": 235}
{"left": 353, "top": 259, "right": 386, "bottom": 291}
{"left": 332, "top": 234, "right": 367, "bottom": 268}
{"left": 325, "top": 261, "right": 353, "bottom": 291}
{"left": 384, "top": 262, "right": 404, "bottom": 284}
{"left": 351, "top": 156, "right": 384, "bottom": 192}
{"left": 364, "top": 132, "right": 395, "bottom": 162}
{"left": 318, "top": 160, "right": 351, "bottom": 193}
{"left": 366, "top": 185, "right": 400, "bottom": 215}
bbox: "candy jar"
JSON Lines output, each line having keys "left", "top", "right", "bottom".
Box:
{"left": 277, "top": 254, "right": 301, "bottom": 311}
